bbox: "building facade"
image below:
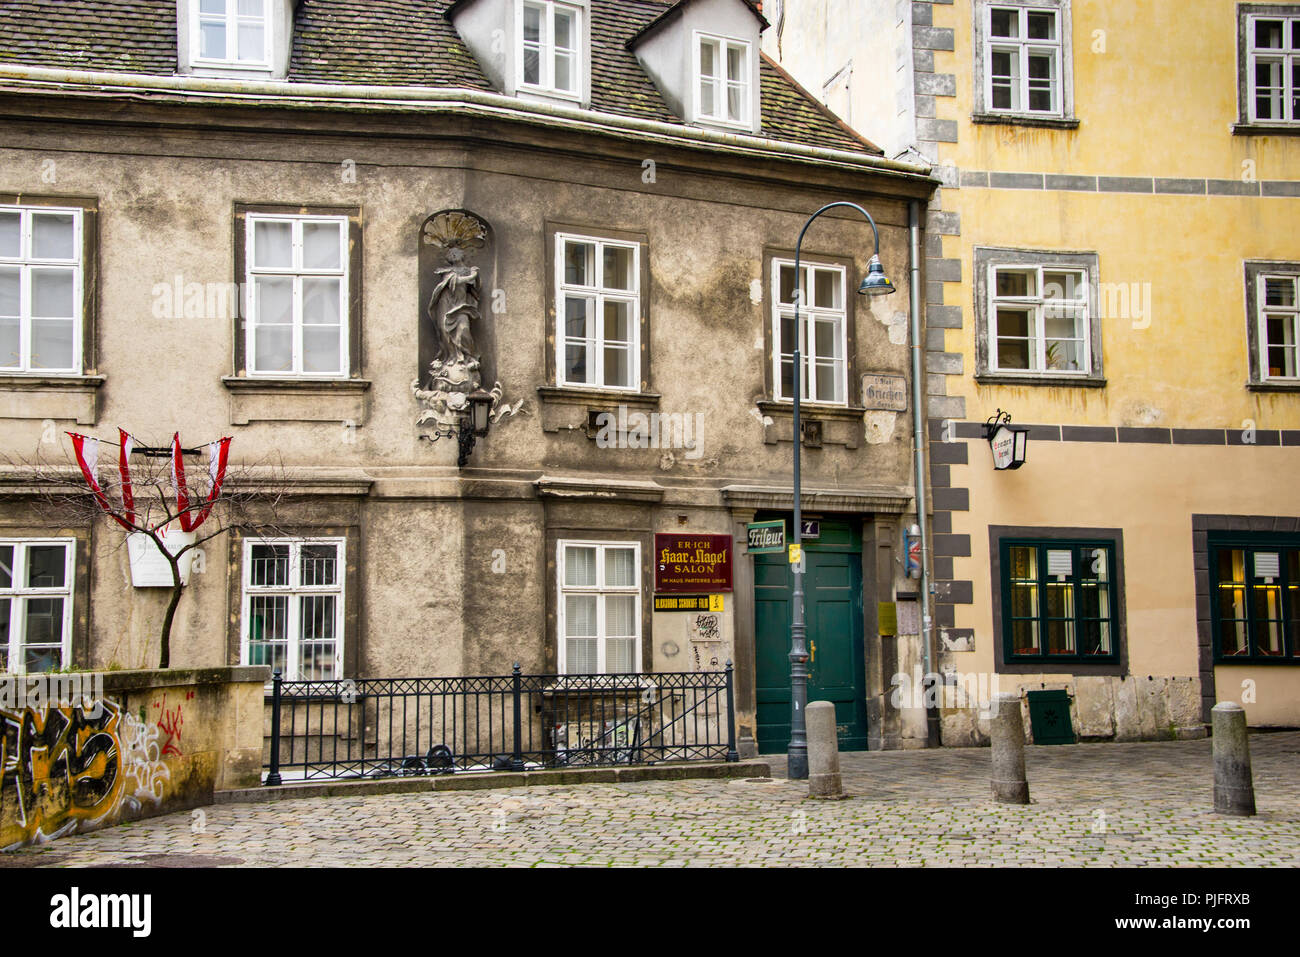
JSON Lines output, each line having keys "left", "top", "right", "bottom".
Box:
{"left": 766, "top": 0, "right": 1300, "bottom": 740}
{"left": 0, "top": 0, "right": 940, "bottom": 757}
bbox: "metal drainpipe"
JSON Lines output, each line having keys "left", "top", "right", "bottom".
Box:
{"left": 908, "top": 200, "right": 938, "bottom": 746}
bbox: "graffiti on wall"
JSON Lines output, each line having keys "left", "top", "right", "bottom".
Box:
{"left": 689, "top": 613, "right": 722, "bottom": 672}
{"left": 1, "top": 696, "right": 175, "bottom": 850}
{"left": 119, "top": 709, "right": 172, "bottom": 815}
{"left": 152, "top": 692, "right": 189, "bottom": 758}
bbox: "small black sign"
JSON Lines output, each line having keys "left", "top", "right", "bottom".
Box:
{"left": 654, "top": 595, "right": 711, "bottom": 612}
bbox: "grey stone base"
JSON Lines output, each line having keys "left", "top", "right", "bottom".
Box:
{"left": 217, "top": 760, "right": 769, "bottom": 805}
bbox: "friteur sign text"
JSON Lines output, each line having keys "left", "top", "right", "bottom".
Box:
{"left": 654, "top": 534, "right": 734, "bottom": 593}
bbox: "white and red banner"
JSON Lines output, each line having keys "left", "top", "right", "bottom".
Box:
{"left": 67, "top": 430, "right": 231, "bottom": 533}
{"left": 172, "top": 432, "right": 231, "bottom": 533}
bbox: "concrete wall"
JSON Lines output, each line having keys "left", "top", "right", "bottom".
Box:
{"left": 0, "top": 666, "right": 267, "bottom": 850}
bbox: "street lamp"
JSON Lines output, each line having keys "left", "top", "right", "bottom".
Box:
{"left": 427, "top": 388, "right": 494, "bottom": 467}
{"left": 787, "top": 201, "right": 895, "bottom": 780}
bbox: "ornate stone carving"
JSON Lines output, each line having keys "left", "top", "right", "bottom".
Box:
{"left": 412, "top": 210, "right": 525, "bottom": 435}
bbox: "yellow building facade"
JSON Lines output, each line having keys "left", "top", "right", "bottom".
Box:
{"left": 766, "top": 0, "right": 1300, "bottom": 742}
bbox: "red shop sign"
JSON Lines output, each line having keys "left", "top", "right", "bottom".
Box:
{"left": 654, "top": 533, "right": 733, "bottom": 593}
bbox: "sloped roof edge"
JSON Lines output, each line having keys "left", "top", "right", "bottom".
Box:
{"left": 761, "top": 52, "right": 882, "bottom": 156}
{"left": 627, "top": 0, "right": 769, "bottom": 51}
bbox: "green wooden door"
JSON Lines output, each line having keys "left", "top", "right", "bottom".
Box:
{"left": 754, "top": 519, "right": 867, "bottom": 754}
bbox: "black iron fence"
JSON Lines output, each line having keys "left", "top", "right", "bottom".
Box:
{"left": 263, "top": 664, "right": 738, "bottom": 783}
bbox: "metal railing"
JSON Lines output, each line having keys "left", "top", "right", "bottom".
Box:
{"left": 263, "top": 663, "right": 738, "bottom": 784}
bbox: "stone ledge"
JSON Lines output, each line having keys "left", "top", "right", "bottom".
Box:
{"left": 87, "top": 666, "right": 270, "bottom": 693}
{"left": 0, "top": 374, "right": 105, "bottom": 425}
{"left": 535, "top": 474, "right": 664, "bottom": 502}
{"left": 975, "top": 373, "right": 1106, "bottom": 389}
{"left": 214, "top": 760, "right": 769, "bottom": 803}
{"left": 971, "top": 112, "right": 1080, "bottom": 130}
{"left": 221, "top": 375, "right": 371, "bottom": 426}
{"left": 536, "top": 385, "right": 662, "bottom": 435}
{"left": 721, "top": 483, "right": 913, "bottom": 514}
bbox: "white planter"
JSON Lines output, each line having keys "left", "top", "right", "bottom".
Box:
{"left": 126, "top": 529, "right": 198, "bottom": 588}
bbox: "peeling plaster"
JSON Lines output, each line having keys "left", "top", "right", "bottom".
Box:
{"left": 864, "top": 410, "right": 897, "bottom": 445}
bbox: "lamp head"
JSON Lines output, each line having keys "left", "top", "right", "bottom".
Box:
{"left": 467, "top": 388, "right": 493, "bottom": 436}
{"left": 858, "top": 254, "right": 895, "bottom": 296}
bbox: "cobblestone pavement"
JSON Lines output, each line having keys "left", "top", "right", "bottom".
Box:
{"left": 6, "top": 733, "right": 1300, "bottom": 867}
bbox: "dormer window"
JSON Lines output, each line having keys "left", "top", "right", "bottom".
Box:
{"left": 519, "top": 0, "right": 582, "bottom": 98}
{"left": 192, "top": 0, "right": 270, "bottom": 68}
{"left": 695, "top": 33, "right": 752, "bottom": 127}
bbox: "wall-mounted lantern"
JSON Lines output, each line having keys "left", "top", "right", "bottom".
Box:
{"left": 984, "top": 409, "right": 1029, "bottom": 470}
{"left": 428, "top": 388, "right": 494, "bottom": 467}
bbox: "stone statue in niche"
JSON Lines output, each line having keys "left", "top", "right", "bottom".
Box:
{"left": 431, "top": 247, "right": 480, "bottom": 363}
{"left": 412, "top": 210, "right": 526, "bottom": 433}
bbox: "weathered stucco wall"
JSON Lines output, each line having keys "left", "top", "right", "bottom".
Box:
{"left": 0, "top": 666, "right": 267, "bottom": 850}
{"left": 0, "top": 103, "right": 928, "bottom": 693}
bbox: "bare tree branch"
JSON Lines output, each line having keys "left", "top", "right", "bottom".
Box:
{"left": 2, "top": 435, "right": 300, "bottom": 669}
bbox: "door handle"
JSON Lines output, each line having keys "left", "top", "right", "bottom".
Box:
{"left": 810, "top": 640, "right": 816, "bottom": 664}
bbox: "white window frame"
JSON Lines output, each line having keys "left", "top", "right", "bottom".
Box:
{"left": 988, "top": 263, "right": 1092, "bottom": 376}
{"left": 693, "top": 31, "right": 753, "bottom": 128}
{"left": 240, "top": 537, "right": 346, "bottom": 682}
{"left": 1259, "top": 272, "right": 1300, "bottom": 380}
{"left": 1247, "top": 13, "right": 1300, "bottom": 124}
{"left": 982, "top": 2, "right": 1065, "bottom": 117}
{"left": 771, "top": 258, "right": 849, "bottom": 406}
{"left": 556, "top": 540, "right": 642, "bottom": 676}
{"left": 555, "top": 232, "right": 641, "bottom": 392}
{"left": 245, "top": 213, "right": 350, "bottom": 378}
{"left": 517, "top": 0, "right": 583, "bottom": 99}
{"left": 0, "top": 539, "right": 75, "bottom": 675}
{"left": 189, "top": 0, "right": 272, "bottom": 70}
{"left": 0, "top": 204, "right": 83, "bottom": 375}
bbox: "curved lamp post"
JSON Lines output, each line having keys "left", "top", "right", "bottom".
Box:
{"left": 787, "top": 202, "right": 895, "bottom": 780}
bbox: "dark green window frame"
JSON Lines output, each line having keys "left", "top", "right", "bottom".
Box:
{"left": 1000, "top": 538, "right": 1119, "bottom": 664}
{"left": 1209, "top": 532, "right": 1300, "bottom": 664}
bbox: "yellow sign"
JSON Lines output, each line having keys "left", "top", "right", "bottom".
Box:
{"left": 789, "top": 544, "right": 802, "bottom": 564}
{"left": 653, "top": 594, "right": 726, "bottom": 612}
{"left": 878, "top": 601, "right": 898, "bottom": 636}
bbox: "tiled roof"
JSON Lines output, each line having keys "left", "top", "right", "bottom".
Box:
{"left": 0, "top": 0, "right": 880, "bottom": 156}
{"left": 0, "top": 0, "right": 178, "bottom": 73}
{"left": 291, "top": 0, "right": 493, "bottom": 90}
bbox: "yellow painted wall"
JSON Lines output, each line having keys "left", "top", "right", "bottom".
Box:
{"left": 951, "top": 440, "right": 1300, "bottom": 716}
{"left": 941, "top": 189, "right": 1300, "bottom": 429}
{"left": 928, "top": 0, "right": 1300, "bottom": 430}
{"left": 938, "top": 0, "right": 1300, "bottom": 180}
{"left": 1214, "top": 665, "right": 1298, "bottom": 726}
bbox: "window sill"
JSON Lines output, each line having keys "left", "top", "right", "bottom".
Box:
{"left": 1232, "top": 123, "right": 1300, "bottom": 137}
{"left": 975, "top": 373, "right": 1106, "bottom": 389}
{"left": 223, "top": 376, "right": 370, "bottom": 392}
{"left": 756, "top": 399, "right": 866, "bottom": 423}
{"left": 222, "top": 376, "right": 371, "bottom": 426}
{"left": 1247, "top": 380, "right": 1300, "bottom": 393}
{"left": 999, "top": 658, "right": 1124, "bottom": 676}
{"left": 971, "top": 112, "right": 1080, "bottom": 130}
{"left": 1214, "top": 655, "right": 1300, "bottom": 666}
{"left": 186, "top": 64, "right": 276, "bottom": 78}
{"left": 0, "top": 374, "right": 105, "bottom": 425}
{"left": 537, "top": 385, "right": 661, "bottom": 434}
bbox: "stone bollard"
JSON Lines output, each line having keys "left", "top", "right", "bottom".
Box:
{"left": 807, "top": 701, "right": 843, "bottom": 798}
{"left": 989, "top": 692, "right": 1030, "bottom": 804}
{"left": 1212, "top": 702, "right": 1256, "bottom": 816}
